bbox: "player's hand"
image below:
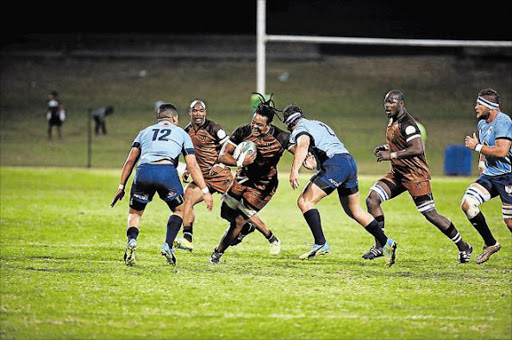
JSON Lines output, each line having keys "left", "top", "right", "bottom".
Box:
{"left": 182, "top": 170, "right": 190, "bottom": 183}
{"left": 376, "top": 150, "right": 391, "bottom": 162}
{"left": 464, "top": 133, "right": 479, "bottom": 150}
{"left": 290, "top": 170, "right": 300, "bottom": 190}
{"left": 302, "top": 153, "right": 317, "bottom": 170}
{"left": 203, "top": 192, "right": 214, "bottom": 211}
{"left": 242, "top": 151, "right": 257, "bottom": 166}
{"left": 111, "top": 189, "right": 125, "bottom": 207}
{"left": 373, "top": 144, "right": 388, "bottom": 156}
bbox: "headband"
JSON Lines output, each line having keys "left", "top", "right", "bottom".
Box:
{"left": 189, "top": 100, "right": 206, "bottom": 110}
{"left": 284, "top": 112, "right": 302, "bottom": 125}
{"left": 477, "top": 96, "right": 499, "bottom": 110}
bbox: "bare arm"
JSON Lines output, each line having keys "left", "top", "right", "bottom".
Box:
{"left": 184, "top": 154, "right": 213, "bottom": 211}
{"left": 290, "top": 134, "right": 310, "bottom": 189}
{"left": 376, "top": 137, "right": 423, "bottom": 162}
{"left": 465, "top": 133, "right": 511, "bottom": 158}
{"left": 111, "top": 147, "right": 140, "bottom": 207}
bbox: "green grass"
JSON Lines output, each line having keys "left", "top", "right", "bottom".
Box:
{"left": 1, "top": 56, "right": 511, "bottom": 174}
{"left": 1, "top": 167, "right": 510, "bottom": 339}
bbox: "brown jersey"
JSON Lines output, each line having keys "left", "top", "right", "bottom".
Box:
{"left": 184, "top": 119, "right": 229, "bottom": 176}
{"left": 386, "top": 111, "right": 431, "bottom": 182}
{"left": 230, "top": 124, "right": 290, "bottom": 183}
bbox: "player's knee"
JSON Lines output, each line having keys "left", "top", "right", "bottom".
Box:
{"left": 297, "top": 195, "right": 314, "bottom": 212}
{"left": 461, "top": 196, "right": 480, "bottom": 219}
{"left": 368, "top": 185, "right": 387, "bottom": 208}
{"left": 365, "top": 192, "right": 381, "bottom": 210}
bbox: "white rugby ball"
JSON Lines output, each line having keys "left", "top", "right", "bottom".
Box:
{"left": 234, "top": 141, "right": 257, "bottom": 166}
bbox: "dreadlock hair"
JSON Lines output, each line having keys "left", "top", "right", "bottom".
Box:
{"left": 252, "top": 92, "right": 279, "bottom": 124}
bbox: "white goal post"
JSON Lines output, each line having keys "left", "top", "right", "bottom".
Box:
{"left": 256, "top": 0, "right": 512, "bottom": 94}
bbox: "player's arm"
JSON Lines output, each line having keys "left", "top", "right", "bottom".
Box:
{"left": 465, "top": 132, "right": 511, "bottom": 158}
{"left": 290, "top": 134, "right": 310, "bottom": 189}
{"left": 184, "top": 154, "right": 213, "bottom": 211}
{"left": 376, "top": 136, "right": 423, "bottom": 162}
{"left": 111, "top": 147, "right": 140, "bottom": 207}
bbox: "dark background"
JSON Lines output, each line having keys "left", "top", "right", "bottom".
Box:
{"left": 3, "top": 0, "right": 511, "bottom": 41}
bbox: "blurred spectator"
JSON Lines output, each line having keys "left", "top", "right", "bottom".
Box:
{"left": 92, "top": 106, "right": 115, "bottom": 135}
{"left": 46, "top": 90, "right": 66, "bottom": 139}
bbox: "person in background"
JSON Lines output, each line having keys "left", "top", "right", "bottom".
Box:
{"left": 92, "top": 106, "right": 114, "bottom": 135}
{"left": 46, "top": 90, "right": 66, "bottom": 140}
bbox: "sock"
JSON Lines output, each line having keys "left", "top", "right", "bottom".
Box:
{"left": 127, "top": 227, "right": 139, "bottom": 241}
{"left": 183, "top": 224, "right": 193, "bottom": 242}
{"left": 365, "top": 219, "right": 388, "bottom": 247}
{"left": 265, "top": 230, "right": 277, "bottom": 243}
{"left": 374, "top": 215, "right": 385, "bottom": 247}
{"left": 469, "top": 212, "right": 496, "bottom": 246}
{"left": 240, "top": 222, "right": 255, "bottom": 236}
{"left": 442, "top": 222, "right": 467, "bottom": 251}
{"left": 303, "top": 209, "right": 326, "bottom": 245}
{"left": 165, "top": 215, "right": 183, "bottom": 247}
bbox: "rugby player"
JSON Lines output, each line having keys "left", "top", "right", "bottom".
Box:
{"left": 175, "top": 99, "right": 274, "bottom": 253}
{"left": 462, "top": 88, "right": 512, "bottom": 264}
{"left": 284, "top": 104, "right": 398, "bottom": 266}
{"left": 111, "top": 103, "right": 213, "bottom": 266}
{"left": 209, "top": 96, "right": 287, "bottom": 263}
{"left": 363, "top": 90, "right": 472, "bottom": 263}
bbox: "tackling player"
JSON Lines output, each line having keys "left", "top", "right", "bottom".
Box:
{"left": 209, "top": 96, "right": 287, "bottom": 263}
{"left": 462, "top": 88, "right": 512, "bottom": 264}
{"left": 363, "top": 90, "right": 472, "bottom": 263}
{"left": 284, "top": 104, "right": 398, "bottom": 266}
{"left": 110, "top": 103, "right": 213, "bottom": 266}
{"left": 175, "top": 99, "right": 272, "bottom": 252}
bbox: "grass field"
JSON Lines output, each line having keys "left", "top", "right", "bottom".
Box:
{"left": 1, "top": 166, "right": 510, "bottom": 339}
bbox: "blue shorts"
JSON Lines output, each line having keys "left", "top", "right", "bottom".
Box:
{"left": 476, "top": 173, "right": 512, "bottom": 204}
{"left": 130, "top": 163, "right": 184, "bottom": 210}
{"left": 311, "top": 153, "right": 359, "bottom": 196}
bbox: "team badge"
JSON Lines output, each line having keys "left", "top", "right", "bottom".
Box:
{"left": 505, "top": 185, "right": 512, "bottom": 195}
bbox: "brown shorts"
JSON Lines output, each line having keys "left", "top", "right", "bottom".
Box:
{"left": 379, "top": 171, "right": 432, "bottom": 199}
{"left": 193, "top": 166, "right": 233, "bottom": 194}
{"left": 228, "top": 175, "right": 278, "bottom": 213}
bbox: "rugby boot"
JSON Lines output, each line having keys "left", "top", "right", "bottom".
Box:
{"left": 173, "top": 237, "right": 193, "bottom": 252}
{"left": 361, "top": 245, "right": 384, "bottom": 260}
{"left": 476, "top": 242, "right": 501, "bottom": 264}
{"left": 458, "top": 243, "right": 473, "bottom": 264}
{"left": 209, "top": 249, "right": 223, "bottom": 264}
{"left": 124, "top": 239, "right": 137, "bottom": 266}
{"left": 299, "top": 242, "right": 330, "bottom": 260}
{"left": 269, "top": 238, "right": 281, "bottom": 255}
{"left": 382, "top": 238, "right": 397, "bottom": 267}
{"left": 161, "top": 243, "right": 177, "bottom": 266}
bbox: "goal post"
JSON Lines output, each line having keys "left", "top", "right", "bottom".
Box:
{"left": 255, "top": 0, "right": 512, "bottom": 94}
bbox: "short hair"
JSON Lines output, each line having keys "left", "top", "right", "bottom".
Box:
{"left": 282, "top": 103, "right": 304, "bottom": 127}
{"left": 157, "top": 103, "right": 178, "bottom": 120}
{"left": 385, "top": 90, "right": 405, "bottom": 102}
{"left": 478, "top": 88, "right": 500, "bottom": 105}
{"left": 50, "top": 90, "right": 58, "bottom": 97}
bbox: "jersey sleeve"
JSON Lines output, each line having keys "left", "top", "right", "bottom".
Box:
{"left": 132, "top": 130, "right": 143, "bottom": 149}
{"left": 400, "top": 121, "right": 422, "bottom": 143}
{"left": 229, "top": 125, "right": 250, "bottom": 145}
{"left": 209, "top": 121, "right": 229, "bottom": 145}
{"left": 289, "top": 121, "right": 311, "bottom": 146}
{"left": 181, "top": 130, "right": 196, "bottom": 156}
{"left": 495, "top": 115, "right": 512, "bottom": 141}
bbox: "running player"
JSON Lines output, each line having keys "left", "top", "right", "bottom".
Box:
{"left": 111, "top": 103, "right": 213, "bottom": 266}
{"left": 462, "top": 88, "right": 512, "bottom": 264}
{"left": 284, "top": 103, "right": 398, "bottom": 266}
{"left": 209, "top": 96, "right": 286, "bottom": 263}
{"left": 363, "top": 90, "right": 472, "bottom": 263}
{"left": 175, "top": 99, "right": 275, "bottom": 253}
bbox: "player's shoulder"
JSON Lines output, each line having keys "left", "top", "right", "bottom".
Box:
{"left": 270, "top": 124, "right": 290, "bottom": 148}
{"left": 496, "top": 112, "right": 512, "bottom": 125}
{"left": 231, "top": 124, "right": 252, "bottom": 138}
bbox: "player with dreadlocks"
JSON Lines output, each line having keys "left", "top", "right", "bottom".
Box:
{"left": 209, "top": 93, "right": 291, "bottom": 263}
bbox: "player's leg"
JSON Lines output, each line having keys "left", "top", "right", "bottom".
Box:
{"left": 412, "top": 180, "right": 472, "bottom": 263}
{"left": 460, "top": 181, "right": 498, "bottom": 264}
{"left": 175, "top": 182, "right": 203, "bottom": 251}
{"left": 363, "top": 176, "right": 404, "bottom": 259}
{"left": 124, "top": 207, "right": 144, "bottom": 266}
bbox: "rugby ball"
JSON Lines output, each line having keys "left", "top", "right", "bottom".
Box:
{"left": 234, "top": 141, "right": 257, "bottom": 166}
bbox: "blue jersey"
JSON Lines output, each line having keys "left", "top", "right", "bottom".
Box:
{"left": 132, "top": 120, "right": 195, "bottom": 166}
{"left": 289, "top": 118, "right": 349, "bottom": 162}
{"left": 478, "top": 112, "right": 512, "bottom": 176}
